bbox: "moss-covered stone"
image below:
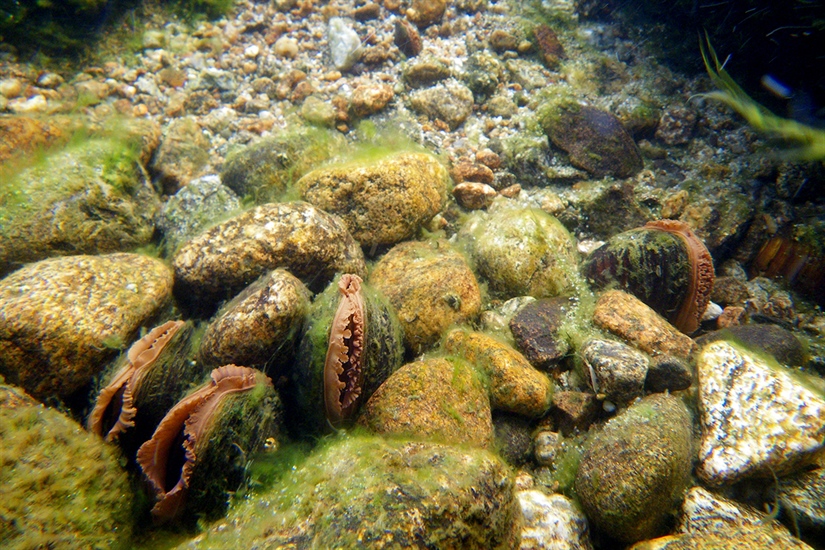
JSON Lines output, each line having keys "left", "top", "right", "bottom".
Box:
{"left": 369, "top": 239, "right": 481, "bottom": 355}
{"left": 0, "top": 383, "right": 134, "bottom": 549}
{"left": 539, "top": 98, "right": 643, "bottom": 178}
{"left": 184, "top": 434, "right": 519, "bottom": 548}
{"left": 358, "top": 356, "right": 494, "bottom": 447}
{"left": 459, "top": 202, "right": 578, "bottom": 299}
{"left": 172, "top": 202, "right": 366, "bottom": 313}
{"left": 297, "top": 151, "right": 449, "bottom": 250}
{"left": 220, "top": 126, "right": 345, "bottom": 204}
{"left": 443, "top": 329, "right": 554, "bottom": 418}
{"left": 0, "top": 253, "right": 174, "bottom": 401}
{"left": 575, "top": 393, "right": 693, "bottom": 543}
{"left": 0, "top": 136, "right": 160, "bottom": 275}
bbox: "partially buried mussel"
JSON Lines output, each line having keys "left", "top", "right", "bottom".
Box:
{"left": 87, "top": 320, "right": 207, "bottom": 459}
{"left": 136, "top": 365, "right": 281, "bottom": 522}
{"left": 582, "top": 220, "right": 714, "bottom": 333}
{"left": 291, "top": 273, "right": 404, "bottom": 434}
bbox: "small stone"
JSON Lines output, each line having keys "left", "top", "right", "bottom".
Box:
{"left": 328, "top": 17, "right": 362, "bottom": 71}
{"left": 354, "top": 2, "right": 381, "bottom": 20}
{"left": 156, "top": 175, "right": 241, "bottom": 255}
{"left": 533, "top": 24, "right": 566, "bottom": 68}
{"left": 575, "top": 394, "right": 693, "bottom": 543}
{"left": 149, "top": 115, "right": 210, "bottom": 194}
{"left": 444, "top": 329, "right": 554, "bottom": 417}
{"left": 273, "top": 36, "right": 299, "bottom": 58}
{"left": 550, "top": 391, "right": 600, "bottom": 436}
{"left": 509, "top": 297, "right": 574, "bottom": 371}
{"left": 644, "top": 355, "right": 693, "bottom": 393}
{"left": 487, "top": 93, "right": 519, "bottom": 117}
{"left": 453, "top": 181, "right": 497, "bottom": 209}
{"left": 518, "top": 491, "right": 594, "bottom": 550}
{"left": 451, "top": 160, "right": 495, "bottom": 184}
{"left": 142, "top": 30, "right": 165, "bottom": 49}
{"left": 36, "top": 72, "right": 64, "bottom": 88}
{"left": 358, "top": 357, "right": 493, "bottom": 447}
{"left": 711, "top": 275, "right": 750, "bottom": 306}
{"left": 655, "top": 105, "right": 697, "bottom": 146}
{"left": 402, "top": 55, "right": 451, "bottom": 87}
{"left": 777, "top": 468, "right": 825, "bottom": 534}
{"left": 394, "top": 18, "right": 422, "bottom": 57}
{"left": 158, "top": 67, "right": 186, "bottom": 88}
{"left": 0, "top": 78, "right": 23, "bottom": 98}
{"left": 301, "top": 95, "right": 337, "bottom": 127}
{"left": 581, "top": 338, "right": 649, "bottom": 404}
{"left": 494, "top": 413, "right": 534, "bottom": 467}
{"left": 593, "top": 290, "right": 696, "bottom": 359}
{"left": 8, "top": 95, "right": 47, "bottom": 114}
{"left": 533, "top": 430, "right": 563, "bottom": 466}
{"left": 717, "top": 305, "right": 747, "bottom": 327}
{"left": 349, "top": 82, "right": 394, "bottom": 117}
{"left": 464, "top": 51, "right": 503, "bottom": 100}
{"left": 696, "top": 324, "right": 806, "bottom": 367}
{"left": 489, "top": 29, "right": 520, "bottom": 52}
{"left": 696, "top": 341, "right": 825, "bottom": 485}
{"left": 409, "top": 80, "right": 474, "bottom": 130}
{"left": 406, "top": 0, "right": 446, "bottom": 27}
{"left": 476, "top": 148, "right": 502, "bottom": 169}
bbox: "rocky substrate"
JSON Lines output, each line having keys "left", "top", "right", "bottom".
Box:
{"left": 1, "top": 0, "right": 825, "bottom": 549}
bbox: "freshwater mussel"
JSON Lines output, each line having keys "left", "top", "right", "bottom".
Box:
{"left": 291, "top": 273, "right": 404, "bottom": 434}
{"left": 582, "top": 220, "right": 714, "bottom": 333}
{"left": 87, "top": 320, "right": 207, "bottom": 460}
{"left": 136, "top": 364, "right": 281, "bottom": 522}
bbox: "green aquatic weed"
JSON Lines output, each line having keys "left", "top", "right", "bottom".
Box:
{"left": 700, "top": 34, "right": 825, "bottom": 161}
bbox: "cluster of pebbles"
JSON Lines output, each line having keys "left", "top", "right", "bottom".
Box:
{"left": 1, "top": 0, "right": 825, "bottom": 548}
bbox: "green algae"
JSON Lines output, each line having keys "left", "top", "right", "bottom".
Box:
{"left": 0, "top": 386, "right": 135, "bottom": 549}
{"left": 184, "top": 433, "right": 519, "bottom": 549}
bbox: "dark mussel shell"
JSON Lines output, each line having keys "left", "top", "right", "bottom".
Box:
{"left": 582, "top": 220, "right": 714, "bottom": 333}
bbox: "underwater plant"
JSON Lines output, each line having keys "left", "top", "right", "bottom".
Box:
{"left": 700, "top": 34, "right": 825, "bottom": 161}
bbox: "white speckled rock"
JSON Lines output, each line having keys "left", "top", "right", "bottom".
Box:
{"left": 697, "top": 341, "right": 825, "bottom": 485}
{"left": 518, "top": 490, "right": 593, "bottom": 550}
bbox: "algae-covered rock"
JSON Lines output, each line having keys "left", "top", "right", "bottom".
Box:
{"left": 358, "top": 356, "right": 494, "bottom": 447}
{"left": 443, "top": 329, "right": 554, "bottom": 418}
{"left": 459, "top": 202, "right": 578, "bottom": 299}
{"left": 199, "top": 269, "right": 312, "bottom": 375}
{"left": 369, "top": 239, "right": 481, "bottom": 355}
{"left": 292, "top": 274, "right": 404, "bottom": 434}
{"left": 172, "top": 202, "right": 366, "bottom": 311}
{"left": 0, "top": 253, "right": 174, "bottom": 401}
{"left": 540, "top": 98, "right": 643, "bottom": 178}
{"left": 185, "top": 434, "right": 520, "bottom": 549}
{"left": 221, "top": 126, "right": 344, "bottom": 203}
{"left": 0, "top": 383, "right": 134, "bottom": 549}
{"left": 149, "top": 115, "right": 210, "bottom": 194}
{"left": 408, "top": 81, "right": 475, "bottom": 130}
{"left": 575, "top": 393, "right": 693, "bottom": 543}
{"left": 297, "top": 151, "right": 449, "bottom": 249}
{"left": 0, "top": 137, "right": 160, "bottom": 275}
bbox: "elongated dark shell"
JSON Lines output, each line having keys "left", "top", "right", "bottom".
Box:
{"left": 582, "top": 220, "right": 713, "bottom": 333}
{"left": 87, "top": 320, "right": 206, "bottom": 460}
{"left": 136, "top": 365, "right": 281, "bottom": 523}
{"left": 291, "top": 273, "right": 404, "bottom": 434}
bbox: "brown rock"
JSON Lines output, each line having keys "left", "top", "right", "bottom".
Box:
{"left": 349, "top": 82, "right": 394, "bottom": 118}
{"left": 149, "top": 116, "right": 209, "bottom": 194}
{"left": 717, "top": 305, "right": 746, "bottom": 328}
{"left": 453, "top": 181, "right": 497, "bottom": 210}
{"left": 369, "top": 239, "right": 481, "bottom": 355}
{"left": 394, "top": 18, "right": 422, "bottom": 57}
{"left": 476, "top": 148, "right": 502, "bottom": 169}
{"left": 489, "top": 29, "right": 520, "bottom": 52}
{"left": 509, "top": 297, "right": 574, "bottom": 371}
{"left": 593, "top": 290, "right": 695, "bottom": 359}
{"left": 358, "top": 357, "right": 493, "bottom": 447}
{"left": 550, "top": 391, "right": 600, "bottom": 435}
{"left": 406, "top": 0, "right": 446, "bottom": 28}
{"left": 443, "top": 329, "right": 554, "bottom": 418}
{"left": 0, "top": 254, "right": 174, "bottom": 401}
{"left": 451, "top": 160, "right": 495, "bottom": 184}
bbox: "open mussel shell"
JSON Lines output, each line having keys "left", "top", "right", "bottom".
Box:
{"left": 87, "top": 320, "right": 207, "bottom": 459}
{"left": 136, "top": 365, "right": 282, "bottom": 523}
{"left": 291, "top": 273, "right": 404, "bottom": 435}
{"left": 582, "top": 220, "right": 714, "bottom": 334}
